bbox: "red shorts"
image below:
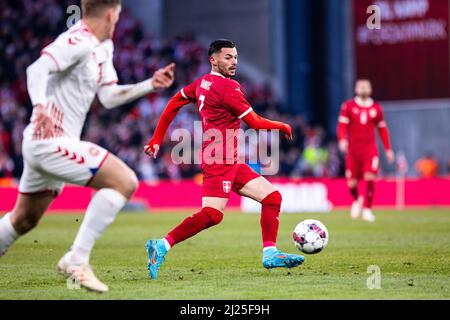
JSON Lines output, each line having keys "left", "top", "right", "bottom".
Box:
{"left": 346, "top": 153, "right": 380, "bottom": 180}
{"left": 202, "top": 163, "right": 261, "bottom": 198}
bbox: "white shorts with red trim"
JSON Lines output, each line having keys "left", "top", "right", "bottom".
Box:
{"left": 19, "top": 137, "right": 109, "bottom": 195}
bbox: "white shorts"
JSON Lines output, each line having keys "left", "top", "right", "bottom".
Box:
{"left": 19, "top": 137, "right": 109, "bottom": 195}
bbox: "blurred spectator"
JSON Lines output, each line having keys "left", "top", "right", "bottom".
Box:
{"left": 415, "top": 153, "right": 439, "bottom": 178}
{"left": 298, "top": 128, "right": 328, "bottom": 177}
{"left": 326, "top": 141, "right": 342, "bottom": 178}
{"left": 0, "top": 150, "right": 14, "bottom": 178}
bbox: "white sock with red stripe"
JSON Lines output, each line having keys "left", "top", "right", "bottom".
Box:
{"left": 0, "top": 213, "right": 19, "bottom": 256}
{"left": 67, "top": 189, "right": 127, "bottom": 265}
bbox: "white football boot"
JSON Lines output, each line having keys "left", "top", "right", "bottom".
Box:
{"left": 57, "top": 253, "right": 108, "bottom": 293}
{"left": 350, "top": 196, "right": 364, "bottom": 220}
{"left": 362, "top": 208, "right": 376, "bottom": 223}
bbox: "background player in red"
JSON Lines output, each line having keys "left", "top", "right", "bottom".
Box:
{"left": 143, "top": 39, "right": 305, "bottom": 279}
{"left": 337, "top": 79, "right": 395, "bottom": 222}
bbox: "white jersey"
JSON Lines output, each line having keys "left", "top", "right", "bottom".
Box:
{"left": 24, "top": 20, "right": 118, "bottom": 141}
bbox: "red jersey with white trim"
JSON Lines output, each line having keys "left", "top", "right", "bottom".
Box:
{"left": 181, "top": 72, "right": 253, "bottom": 164}
{"left": 24, "top": 20, "right": 118, "bottom": 141}
{"left": 338, "top": 98, "right": 387, "bottom": 157}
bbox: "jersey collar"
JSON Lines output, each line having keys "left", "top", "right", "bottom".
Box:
{"left": 354, "top": 97, "right": 374, "bottom": 108}
{"left": 210, "top": 71, "right": 227, "bottom": 79}
{"left": 79, "top": 19, "right": 101, "bottom": 44}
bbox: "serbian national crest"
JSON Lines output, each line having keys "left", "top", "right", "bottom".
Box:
{"left": 223, "top": 181, "right": 231, "bottom": 194}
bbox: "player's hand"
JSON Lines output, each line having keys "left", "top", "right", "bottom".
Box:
{"left": 33, "top": 104, "right": 55, "bottom": 139}
{"left": 386, "top": 149, "right": 395, "bottom": 164}
{"left": 151, "top": 63, "right": 176, "bottom": 90}
{"left": 339, "top": 139, "right": 348, "bottom": 154}
{"left": 281, "top": 123, "right": 293, "bottom": 141}
{"left": 144, "top": 142, "right": 160, "bottom": 159}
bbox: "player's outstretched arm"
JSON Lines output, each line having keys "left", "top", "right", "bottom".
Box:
{"left": 98, "top": 63, "right": 176, "bottom": 109}
{"left": 241, "top": 110, "right": 292, "bottom": 140}
{"left": 144, "top": 91, "right": 191, "bottom": 158}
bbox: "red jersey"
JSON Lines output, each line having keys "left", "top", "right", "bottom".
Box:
{"left": 181, "top": 72, "right": 253, "bottom": 164}
{"left": 338, "top": 98, "right": 387, "bottom": 157}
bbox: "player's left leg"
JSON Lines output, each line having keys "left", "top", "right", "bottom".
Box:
{"left": 361, "top": 155, "right": 379, "bottom": 222}
{"left": 0, "top": 192, "right": 55, "bottom": 257}
{"left": 236, "top": 167, "right": 304, "bottom": 269}
{"left": 61, "top": 151, "right": 138, "bottom": 262}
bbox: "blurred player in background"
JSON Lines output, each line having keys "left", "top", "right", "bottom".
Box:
{"left": 337, "top": 79, "right": 394, "bottom": 222}
{"left": 0, "top": 0, "right": 174, "bottom": 292}
{"left": 144, "top": 39, "right": 304, "bottom": 279}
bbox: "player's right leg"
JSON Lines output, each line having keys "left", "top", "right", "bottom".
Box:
{"left": 146, "top": 164, "right": 232, "bottom": 279}
{"left": 0, "top": 191, "right": 55, "bottom": 257}
{"left": 347, "top": 179, "right": 363, "bottom": 219}
{"left": 22, "top": 137, "right": 137, "bottom": 292}
{"left": 346, "top": 156, "right": 363, "bottom": 219}
{"left": 0, "top": 140, "right": 63, "bottom": 258}
{"left": 146, "top": 197, "right": 227, "bottom": 279}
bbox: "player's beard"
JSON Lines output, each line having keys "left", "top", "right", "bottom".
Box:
{"left": 218, "top": 63, "right": 236, "bottom": 78}
{"left": 357, "top": 93, "right": 370, "bottom": 100}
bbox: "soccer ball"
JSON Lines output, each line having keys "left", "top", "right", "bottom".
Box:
{"left": 293, "top": 219, "right": 329, "bottom": 254}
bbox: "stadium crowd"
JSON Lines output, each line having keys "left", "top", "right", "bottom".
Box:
{"left": 0, "top": 0, "right": 380, "bottom": 183}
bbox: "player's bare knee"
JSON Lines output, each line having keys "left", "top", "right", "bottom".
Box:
{"left": 364, "top": 174, "right": 376, "bottom": 182}
{"left": 117, "top": 170, "right": 139, "bottom": 199}
{"left": 348, "top": 180, "right": 358, "bottom": 188}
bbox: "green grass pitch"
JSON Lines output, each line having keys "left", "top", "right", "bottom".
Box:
{"left": 0, "top": 209, "right": 449, "bottom": 300}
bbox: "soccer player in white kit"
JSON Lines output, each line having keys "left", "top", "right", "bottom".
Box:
{"left": 0, "top": 0, "right": 175, "bottom": 293}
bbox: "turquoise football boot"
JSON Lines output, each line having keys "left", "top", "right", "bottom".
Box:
{"left": 146, "top": 239, "right": 168, "bottom": 279}
{"left": 262, "top": 247, "right": 305, "bottom": 269}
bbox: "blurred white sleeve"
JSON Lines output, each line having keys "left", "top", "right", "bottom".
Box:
{"left": 97, "top": 79, "right": 155, "bottom": 109}
{"left": 26, "top": 54, "right": 59, "bottom": 107}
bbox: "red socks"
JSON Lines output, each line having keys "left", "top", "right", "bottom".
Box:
{"left": 164, "top": 191, "right": 283, "bottom": 250}
{"left": 349, "top": 185, "right": 359, "bottom": 201}
{"left": 364, "top": 180, "right": 374, "bottom": 208}
{"left": 165, "top": 207, "right": 223, "bottom": 247}
{"left": 261, "top": 191, "right": 282, "bottom": 248}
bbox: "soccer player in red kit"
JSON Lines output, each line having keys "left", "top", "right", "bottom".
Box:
{"left": 337, "top": 79, "right": 395, "bottom": 222}
{"left": 143, "top": 39, "right": 304, "bottom": 279}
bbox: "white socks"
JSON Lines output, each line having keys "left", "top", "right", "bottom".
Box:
{"left": 0, "top": 213, "right": 19, "bottom": 256}
{"left": 67, "top": 189, "right": 127, "bottom": 265}
{"left": 163, "top": 238, "right": 172, "bottom": 251}
{"left": 263, "top": 246, "right": 277, "bottom": 253}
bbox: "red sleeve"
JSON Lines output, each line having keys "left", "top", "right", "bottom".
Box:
{"left": 147, "top": 91, "right": 191, "bottom": 148}
{"left": 241, "top": 111, "right": 292, "bottom": 137}
{"left": 222, "top": 83, "right": 253, "bottom": 119}
{"left": 376, "top": 105, "right": 392, "bottom": 150}
{"left": 180, "top": 80, "right": 197, "bottom": 102}
{"left": 337, "top": 103, "right": 349, "bottom": 141}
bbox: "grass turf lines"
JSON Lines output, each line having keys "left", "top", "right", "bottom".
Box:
{"left": 0, "top": 209, "right": 449, "bottom": 300}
